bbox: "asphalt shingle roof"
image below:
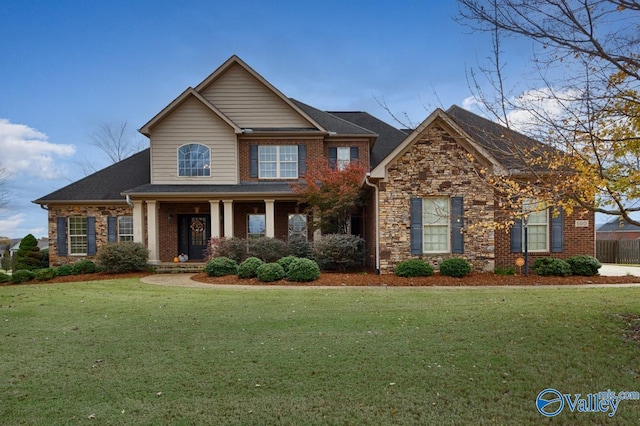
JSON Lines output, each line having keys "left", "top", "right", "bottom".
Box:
{"left": 597, "top": 217, "right": 640, "bottom": 232}
{"left": 290, "top": 99, "right": 376, "bottom": 136}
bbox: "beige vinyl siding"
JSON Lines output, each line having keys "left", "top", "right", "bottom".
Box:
{"left": 150, "top": 97, "right": 237, "bottom": 184}
{"left": 201, "top": 63, "right": 313, "bottom": 129}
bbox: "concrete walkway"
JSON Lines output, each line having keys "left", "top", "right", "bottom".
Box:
{"left": 599, "top": 264, "right": 640, "bottom": 276}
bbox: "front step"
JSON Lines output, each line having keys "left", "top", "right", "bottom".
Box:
{"left": 152, "top": 262, "right": 206, "bottom": 274}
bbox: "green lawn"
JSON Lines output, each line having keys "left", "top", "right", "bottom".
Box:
{"left": 1, "top": 279, "right": 640, "bottom": 425}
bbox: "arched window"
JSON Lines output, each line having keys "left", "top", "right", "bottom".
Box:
{"left": 178, "top": 143, "right": 210, "bottom": 177}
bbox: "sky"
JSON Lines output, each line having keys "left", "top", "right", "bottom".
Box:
{"left": 0, "top": 0, "right": 540, "bottom": 239}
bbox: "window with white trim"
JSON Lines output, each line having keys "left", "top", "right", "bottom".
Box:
{"left": 118, "top": 216, "right": 134, "bottom": 242}
{"left": 69, "top": 217, "right": 88, "bottom": 255}
{"left": 523, "top": 199, "right": 548, "bottom": 252}
{"left": 423, "top": 197, "right": 450, "bottom": 253}
{"left": 248, "top": 214, "right": 266, "bottom": 238}
{"left": 178, "top": 143, "right": 210, "bottom": 177}
{"left": 259, "top": 146, "right": 298, "bottom": 178}
{"left": 337, "top": 147, "right": 350, "bottom": 170}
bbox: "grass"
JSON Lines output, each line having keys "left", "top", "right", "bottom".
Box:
{"left": 1, "top": 279, "right": 640, "bottom": 425}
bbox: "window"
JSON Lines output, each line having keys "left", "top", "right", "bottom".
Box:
{"left": 248, "top": 214, "right": 266, "bottom": 238}
{"left": 422, "top": 198, "right": 450, "bottom": 253}
{"left": 523, "top": 200, "right": 548, "bottom": 252}
{"left": 259, "top": 145, "right": 298, "bottom": 178}
{"left": 288, "top": 214, "right": 307, "bottom": 240}
{"left": 178, "top": 143, "right": 210, "bottom": 177}
{"left": 337, "top": 147, "right": 350, "bottom": 170}
{"left": 118, "top": 216, "right": 134, "bottom": 242}
{"left": 69, "top": 217, "right": 88, "bottom": 255}
{"left": 329, "top": 146, "right": 359, "bottom": 170}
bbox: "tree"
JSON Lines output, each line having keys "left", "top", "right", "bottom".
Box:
{"left": 79, "top": 121, "right": 148, "bottom": 175}
{"left": 457, "top": 0, "right": 640, "bottom": 225}
{"left": 13, "top": 234, "right": 41, "bottom": 271}
{"left": 291, "top": 158, "right": 367, "bottom": 234}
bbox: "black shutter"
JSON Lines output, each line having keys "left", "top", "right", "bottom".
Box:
{"left": 298, "top": 144, "right": 307, "bottom": 175}
{"left": 551, "top": 206, "right": 564, "bottom": 252}
{"left": 107, "top": 216, "right": 117, "bottom": 243}
{"left": 57, "top": 217, "right": 67, "bottom": 256}
{"left": 410, "top": 198, "right": 423, "bottom": 255}
{"left": 451, "top": 197, "right": 464, "bottom": 254}
{"left": 328, "top": 147, "right": 337, "bottom": 170}
{"left": 249, "top": 145, "right": 258, "bottom": 178}
{"left": 510, "top": 218, "right": 523, "bottom": 253}
{"left": 350, "top": 146, "right": 359, "bottom": 162}
{"left": 87, "top": 217, "right": 97, "bottom": 255}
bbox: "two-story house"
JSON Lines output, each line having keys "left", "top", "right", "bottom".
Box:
{"left": 33, "top": 55, "right": 595, "bottom": 273}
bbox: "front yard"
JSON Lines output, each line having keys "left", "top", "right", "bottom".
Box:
{"left": 2, "top": 278, "right": 640, "bottom": 424}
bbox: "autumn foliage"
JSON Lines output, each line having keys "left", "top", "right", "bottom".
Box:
{"left": 291, "top": 157, "right": 367, "bottom": 233}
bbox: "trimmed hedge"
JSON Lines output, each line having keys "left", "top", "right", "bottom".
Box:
{"left": 55, "top": 265, "right": 74, "bottom": 276}
{"left": 256, "top": 263, "right": 285, "bottom": 282}
{"left": 35, "top": 268, "right": 56, "bottom": 281}
{"left": 395, "top": 259, "right": 434, "bottom": 277}
{"left": 11, "top": 270, "right": 36, "bottom": 284}
{"left": 72, "top": 259, "right": 98, "bottom": 275}
{"left": 286, "top": 258, "right": 321, "bottom": 282}
{"left": 205, "top": 257, "right": 238, "bottom": 277}
{"left": 237, "top": 257, "right": 264, "bottom": 279}
{"left": 97, "top": 242, "right": 149, "bottom": 273}
{"left": 533, "top": 257, "right": 572, "bottom": 276}
{"left": 439, "top": 258, "right": 472, "bottom": 278}
{"left": 567, "top": 255, "right": 601, "bottom": 276}
{"left": 0, "top": 272, "right": 10, "bottom": 283}
{"left": 277, "top": 255, "right": 299, "bottom": 275}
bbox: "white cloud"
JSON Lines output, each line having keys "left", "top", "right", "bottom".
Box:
{"left": 0, "top": 119, "right": 75, "bottom": 179}
{"left": 506, "top": 87, "right": 581, "bottom": 133}
{"left": 0, "top": 212, "right": 26, "bottom": 238}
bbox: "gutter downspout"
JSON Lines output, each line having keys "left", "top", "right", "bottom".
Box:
{"left": 126, "top": 194, "right": 134, "bottom": 207}
{"left": 364, "top": 173, "right": 380, "bottom": 274}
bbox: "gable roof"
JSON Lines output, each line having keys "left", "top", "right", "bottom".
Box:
{"left": 597, "top": 217, "right": 640, "bottom": 232}
{"left": 33, "top": 149, "right": 151, "bottom": 204}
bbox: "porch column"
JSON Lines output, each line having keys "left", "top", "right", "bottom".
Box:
{"left": 146, "top": 200, "right": 160, "bottom": 264}
{"left": 223, "top": 199, "right": 234, "bottom": 238}
{"left": 265, "top": 199, "right": 275, "bottom": 238}
{"left": 209, "top": 200, "right": 220, "bottom": 238}
{"left": 132, "top": 200, "right": 144, "bottom": 243}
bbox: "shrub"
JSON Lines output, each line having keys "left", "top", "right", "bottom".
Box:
{"left": 11, "top": 270, "right": 36, "bottom": 284}
{"left": 533, "top": 257, "right": 572, "bottom": 276}
{"left": 0, "top": 272, "right": 10, "bottom": 283}
{"left": 256, "top": 262, "right": 285, "bottom": 282}
{"left": 205, "top": 257, "right": 238, "bottom": 277}
{"left": 35, "top": 268, "right": 56, "bottom": 281}
{"left": 247, "top": 237, "right": 288, "bottom": 263}
{"left": 237, "top": 257, "right": 264, "bottom": 279}
{"left": 395, "top": 259, "right": 434, "bottom": 277}
{"left": 567, "top": 255, "right": 601, "bottom": 276}
{"left": 13, "top": 234, "right": 41, "bottom": 271}
{"left": 439, "top": 258, "right": 472, "bottom": 278}
{"left": 277, "top": 255, "right": 299, "bottom": 274}
{"left": 39, "top": 248, "right": 49, "bottom": 269}
{"left": 96, "top": 242, "right": 149, "bottom": 273}
{"left": 286, "top": 258, "right": 321, "bottom": 282}
{"left": 312, "top": 234, "right": 364, "bottom": 271}
{"left": 72, "top": 259, "right": 97, "bottom": 275}
{"left": 286, "top": 236, "right": 313, "bottom": 259}
{"left": 206, "top": 237, "right": 247, "bottom": 263}
{"left": 55, "top": 265, "right": 74, "bottom": 276}
{"left": 494, "top": 266, "right": 516, "bottom": 276}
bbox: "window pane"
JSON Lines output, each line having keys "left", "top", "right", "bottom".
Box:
{"left": 178, "top": 144, "right": 210, "bottom": 177}
{"left": 423, "top": 198, "right": 449, "bottom": 225}
{"left": 288, "top": 214, "right": 307, "bottom": 240}
{"left": 69, "top": 217, "right": 87, "bottom": 255}
{"left": 527, "top": 224, "right": 548, "bottom": 251}
{"left": 258, "top": 145, "right": 297, "bottom": 178}
{"left": 337, "top": 147, "right": 350, "bottom": 170}
{"left": 423, "top": 198, "right": 450, "bottom": 252}
{"left": 248, "top": 214, "right": 266, "bottom": 237}
{"left": 118, "top": 216, "right": 133, "bottom": 242}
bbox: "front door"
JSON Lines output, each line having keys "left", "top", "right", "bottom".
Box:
{"left": 178, "top": 215, "right": 210, "bottom": 260}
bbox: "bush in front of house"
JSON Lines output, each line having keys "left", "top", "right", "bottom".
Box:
{"left": 566, "top": 255, "right": 601, "bottom": 276}
{"left": 277, "top": 255, "right": 299, "bottom": 274}
{"left": 237, "top": 257, "right": 264, "bottom": 279}
{"left": 312, "top": 234, "right": 364, "bottom": 271}
{"left": 286, "top": 236, "right": 313, "bottom": 259}
{"left": 0, "top": 272, "right": 10, "bottom": 283}
{"left": 55, "top": 265, "right": 74, "bottom": 276}
{"left": 247, "top": 237, "right": 288, "bottom": 263}
{"left": 395, "top": 259, "right": 434, "bottom": 278}
{"left": 205, "top": 257, "right": 238, "bottom": 277}
{"left": 13, "top": 234, "right": 42, "bottom": 271}
{"left": 35, "top": 268, "right": 56, "bottom": 281}
{"left": 256, "top": 262, "right": 285, "bottom": 282}
{"left": 533, "top": 257, "right": 572, "bottom": 276}
{"left": 439, "top": 258, "right": 472, "bottom": 278}
{"left": 11, "top": 270, "right": 36, "bottom": 284}
{"left": 72, "top": 259, "right": 98, "bottom": 275}
{"left": 286, "top": 258, "right": 321, "bottom": 282}
{"left": 207, "top": 237, "right": 247, "bottom": 263}
{"left": 96, "top": 242, "right": 149, "bottom": 273}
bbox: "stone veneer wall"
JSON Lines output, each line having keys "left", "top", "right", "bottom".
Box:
{"left": 47, "top": 204, "right": 133, "bottom": 266}
{"left": 377, "top": 125, "right": 496, "bottom": 274}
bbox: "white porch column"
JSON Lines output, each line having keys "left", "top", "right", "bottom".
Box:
{"left": 265, "top": 199, "right": 275, "bottom": 238}
{"left": 146, "top": 200, "right": 160, "bottom": 264}
{"left": 209, "top": 200, "right": 220, "bottom": 238}
{"left": 223, "top": 199, "right": 234, "bottom": 238}
{"left": 132, "top": 200, "right": 144, "bottom": 243}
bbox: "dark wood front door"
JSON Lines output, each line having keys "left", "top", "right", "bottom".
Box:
{"left": 178, "top": 215, "right": 210, "bottom": 260}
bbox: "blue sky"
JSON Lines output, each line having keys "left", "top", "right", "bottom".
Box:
{"left": 0, "top": 0, "right": 535, "bottom": 239}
